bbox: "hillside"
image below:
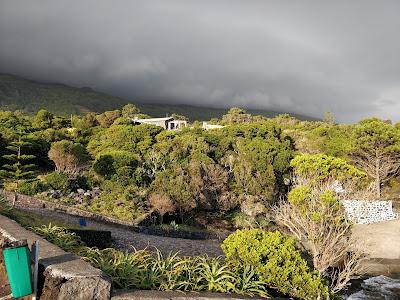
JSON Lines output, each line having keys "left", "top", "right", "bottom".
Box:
{"left": 0, "top": 73, "right": 317, "bottom": 121}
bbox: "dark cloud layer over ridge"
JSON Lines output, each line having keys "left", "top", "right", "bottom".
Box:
{"left": 1, "top": 0, "right": 400, "bottom": 122}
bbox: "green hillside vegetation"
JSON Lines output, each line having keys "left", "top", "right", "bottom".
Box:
{"left": 0, "top": 73, "right": 317, "bottom": 121}
{"left": 2, "top": 78, "right": 400, "bottom": 298}
{"left": 0, "top": 73, "right": 129, "bottom": 115}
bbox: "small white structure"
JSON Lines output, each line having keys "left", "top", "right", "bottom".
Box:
{"left": 342, "top": 200, "right": 399, "bottom": 224}
{"left": 134, "top": 117, "right": 187, "bottom": 130}
{"left": 202, "top": 122, "right": 225, "bottom": 130}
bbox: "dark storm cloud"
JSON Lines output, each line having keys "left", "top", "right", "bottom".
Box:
{"left": 1, "top": 0, "right": 400, "bottom": 122}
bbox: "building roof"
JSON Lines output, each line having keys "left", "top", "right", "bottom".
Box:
{"left": 135, "top": 117, "right": 173, "bottom": 122}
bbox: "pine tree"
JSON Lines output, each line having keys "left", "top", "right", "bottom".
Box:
{"left": 0, "top": 136, "right": 36, "bottom": 205}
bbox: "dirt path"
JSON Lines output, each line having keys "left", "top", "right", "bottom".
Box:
{"left": 19, "top": 207, "right": 224, "bottom": 257}
{"left": 353, "top": 219, "right": 400, "bottom": 260}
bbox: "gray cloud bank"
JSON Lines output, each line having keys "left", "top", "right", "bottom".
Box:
{"left": 1, "top": 0, "right": 400, "bottom": 122}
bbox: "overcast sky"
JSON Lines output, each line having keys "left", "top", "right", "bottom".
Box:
{"left": 1, "top": 0, "right": 400, "bottom": 122}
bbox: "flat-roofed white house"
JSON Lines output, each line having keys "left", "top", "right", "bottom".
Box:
{"left": 134, "top": 117, "right": 187, "bottom": 130}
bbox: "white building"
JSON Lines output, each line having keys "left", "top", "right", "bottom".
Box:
{"left": 134, "top": 117, "right": 187, "bottom": 130}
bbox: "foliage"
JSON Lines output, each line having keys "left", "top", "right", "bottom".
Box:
{"left": 291, "top": 153, "right": 367, "bottom": 190}
{"left": 16, "top": 179, "right": 47, "bottom": 196}
{"left": 32, "top": 109, "right": 54, "bottom": 129}
{"left": 87, "top": 124, "right": 162, "bottom": 157}
{"left": 121, "top": 104, "right": 141, "bottom": 119}
{"left": 32, "top": 224, "right": 82, "bottom": 251}
{"left": 276, "top": 186, "right": 367, "bottom": 293}
{"left": 352, "top": 118, "right": 400, "bottom": 198}
{"left": 96, "top": 110, "right": 121, "bottom": 128}
{"left": 93, "top": 150, "right": 139, "bottom": 180}
{"left": 221, "top": 107, "right": 253, "bottom": 124}
{"left": 32, "top": 223, "right": 270, "bottom": 297}
{"left": 42, "top": 171, "right": 88, "bottom": 192}
{"left": 87, "top": 181, "right": 143, "bottom": 220}
{"left": 222, "top": 229, "right": 329, "bottom": 299}
{"left": 48, "top": 140, "right": 88, "bottom": 174}
{"left": 0, "top": 136, "right": 36, "bottom": 186}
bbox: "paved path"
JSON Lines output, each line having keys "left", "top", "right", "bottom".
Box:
{"left": 19, "top": 207, "right": 224, "bottom": 257}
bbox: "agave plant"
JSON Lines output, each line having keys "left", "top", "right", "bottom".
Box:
{"left": 195, "top": 256, "right": 235, "bottom": 293}
{"left": 32, "top": 224, "right": 82, "bottom": 251}
{"left": 232, "top": 265, "right": 269, "bottom": 297}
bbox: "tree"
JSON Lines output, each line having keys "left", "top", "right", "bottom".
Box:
{"left": 222, "top": 122, "right": 295, "bottom": 204}
{"left": 96, "top": 110, "right": 121, "bottom": 128}
{"left": 221, "top": 107, "right": 252, "bottom": 124}
{"left": 0, "top": 136, "right": 36, "bottom": 205}
{"left": 324, "top": 111, "right": 335, "bottom": 125}
{"left": 351, "top": 118, "right": 400, "bottom": 198}
{"left": 275, "top": 187, "right": 367, "bottom": 294}
{"left": 87, "top": 124, "right": 163, "bottom": 157}
{"left": 33, "top": 109, "right": 54, "bottom": 129}
{"left": 121, "top": 104, "right": 140, "bottom": 119}
{"left": 48, "top": 140, "right": 88, "bottom": 174}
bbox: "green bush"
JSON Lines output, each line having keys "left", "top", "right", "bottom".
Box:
{"left": 43, "top": 171, "right": 89, "bottom": 192}
{"left": 43, "top": 171, "right": 70, "bottom": 191}
{"left": 93, "top": 150, "right": 139, "bottom": 180}
{"left": 221, "top": 229, "right": 329, "bottom": 300}
{"left": 17, "top": 180, "right": 47, "bottom": 196}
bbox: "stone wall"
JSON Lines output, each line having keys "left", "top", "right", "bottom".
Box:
{"left": 342, "top": 200, "right": 399, "bottom": 224}
{"left": 0, "top": 189, "right": 138, "bottom": 228}
{"left": 0, "top": 215, "right": 111, "bottom": 300}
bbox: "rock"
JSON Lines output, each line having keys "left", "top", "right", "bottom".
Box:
{"left": 83, "top": 192, "right": 91, "bottom": 197}
{"left": 77, "top": 188, "right": 85, "bottom": 194}
{"left": 348, "top": 275, "right": 400, "bottom": 299}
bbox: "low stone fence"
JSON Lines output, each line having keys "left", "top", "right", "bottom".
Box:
{"left": 0, "top": 189, "right": 138, "bottom": 228}
{"left": 135, "top": 226, "right": 230, "bottom": 241}
{"left": 0, "top": 215, "right": 111, "bottom": 300}
{"left": 343, "top": 200, "right": 399, "bottom": 224}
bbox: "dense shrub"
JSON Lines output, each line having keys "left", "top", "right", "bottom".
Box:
{"left": 43, "top": 171, "right": 70, "bottom": 191}
{"left": 17, "top": 180, "right": 47, "bottom": 196}
{"left": 43, "top": 171, "right": 89, "bottom": 192}
{"left": 93, "top": 151, "right": 140, "bottom": 186}
{"left": 290, "top": 153, "right": 367, "bottom": 184}
{"left": 88, "top": 181, "right": 143, "bottom": 220}
{"left": 221, "top": 229, "right": 329, "bottom": 299}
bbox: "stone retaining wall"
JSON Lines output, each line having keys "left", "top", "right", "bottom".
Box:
{"left": 0, "top": 189, "right": 138, "bottom": 227}
{"left": 0, "top": 215, "right": 111, "bottom": 300}
{"left": 343, "top": 200, "right": 399, "bottom": 224}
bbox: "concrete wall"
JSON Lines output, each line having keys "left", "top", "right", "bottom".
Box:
{"left": 343, "top": 200, "right": 399, "bottom": 224}
{"left": 0, "top": 215, "right": 111, "bottom": 300}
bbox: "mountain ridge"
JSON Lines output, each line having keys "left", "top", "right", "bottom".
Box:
{"left": 0, "top": 73, "right": 318, "bottom": 121}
